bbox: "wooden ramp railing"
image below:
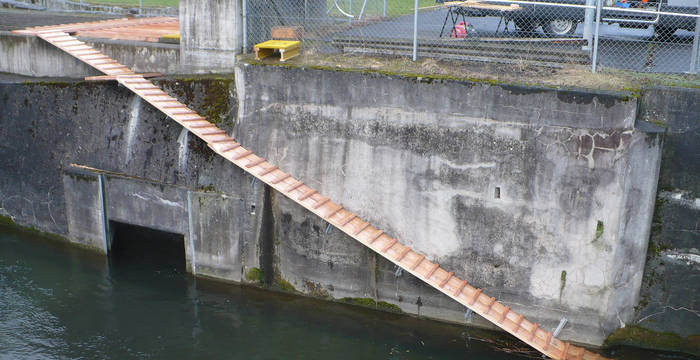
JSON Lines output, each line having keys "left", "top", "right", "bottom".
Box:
{"left": 21, "top": 25, "right": 610, "bottom": 360}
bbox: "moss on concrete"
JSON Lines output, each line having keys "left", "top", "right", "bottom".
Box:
{"left": 604, "top": 325, "right": 700, "bottom": 356}
{"left": 0, "top": 215, "right": 102, "bottom": 253}
{"left": 200, "top": 79, "right": 231, "bottom": 126}
{"left": 0, "top": 215, "right": 67, "bottom": 243}
{"left": 0, "top": 214, "right": 17, "bottom": 227}
{"left": 66, "top": 171, "right": 97, "bottom": 183}
{"left": 559, "top": 270, "right": 567, "bottom": 301}
{"left": 162, "top": 77, "right": 233, "bottom": 127}
{"left": 244, "top": 267, "right": 263, "bottom": 284}
{"left": 304, "top": 280, "right": 331, "bottom": 299}
{"left": 240, "top": 53, "right": 700, "bottom": 94}
{"left": 197, "top": 184, "right": 217, "bottom": 193}
{"left": 341, "top": 297, "right": 403, "bottom": 313}
{"left": 273, "top": 274, "right": 298, "bottom": 293}
{"left": 594, "top": 220, "right": 604, "bottom": 242}
{"left": 377, "top": 301, "right": 403, "bottom": 313}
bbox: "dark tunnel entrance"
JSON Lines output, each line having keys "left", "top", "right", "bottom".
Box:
{"left": 108, "top": 221, "right": 186, "bottom": 276}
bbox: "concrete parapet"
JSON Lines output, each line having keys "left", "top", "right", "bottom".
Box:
{"left": 179, "top": 0, "right": 241, "bottom": 71}
{"left": 0, "top": 31, "right": 98, "bottom": 77}
{"left": 0, "top": 31, "right": 180, "bottom": 77}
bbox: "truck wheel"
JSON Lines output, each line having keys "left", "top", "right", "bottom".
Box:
{"left": 654, "top": 26, "right": 677, "bottom": 40}
{"left": 514, "top": 19, "right": 536, "bottom": 34}
{"left": 543, "top": 19, "right": 577, "bottom": 37}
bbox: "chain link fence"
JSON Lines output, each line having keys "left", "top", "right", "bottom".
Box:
{"left": 245, "top": 0, "right": 700, "bottom": 74}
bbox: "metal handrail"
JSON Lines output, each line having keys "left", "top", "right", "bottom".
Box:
{"left": 601, "top": 5, "right": 700, "bottom": 18}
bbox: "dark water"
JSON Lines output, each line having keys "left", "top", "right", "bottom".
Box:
{"left": 0, "top": 224, "right": 692, "bottom": 360}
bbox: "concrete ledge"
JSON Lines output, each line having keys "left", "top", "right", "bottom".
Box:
{"left": 82, "top": 37, "right": 181, "bottom": 75}
{"left": 0, "top": 31, "right": 181, "bottom": 77}
{"left": 0, "top": 31, "right": 99, "bottom": 77}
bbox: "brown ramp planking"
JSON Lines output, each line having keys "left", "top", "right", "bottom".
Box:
{"left": 23, "top": 22, "right": 610, "bottom": 360}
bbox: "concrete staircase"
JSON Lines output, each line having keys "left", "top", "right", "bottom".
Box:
{"left": 19, "top": 23, "right": 610, "bottom": 360}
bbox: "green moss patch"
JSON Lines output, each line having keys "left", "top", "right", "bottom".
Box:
{"left": 341, "top": 297, "right": 403, "bottom": 313}
{"left": 593, "top": 220, "right": 604, "bottom": 242}
{"left": 304, "top": 280, "right": 331, "bottom": 299}
{"left": 604, "top": 325, "right": 700, "bottom": 356}
{"left": 164, "top": 78, "right": 233, "bottom": 127}
{"left": 197, "top": 184, "right": 217, "bottom": 192}
{"left": 0, "top": 216, "right": 99, "bottom": 252}
{"left": 245, "top": 267, "right": 263, "bottom": 283}
{"left": 559, "top": 270, "right": 567, "bottom": 300}
{"left": 0, "top": 214, "right": 17, "bottom": 227}
{"left": 274, "top": 275, "right": 297, "bottom": 293}
{"left": 240, "top": 53, "right": 700, "bottom": 93}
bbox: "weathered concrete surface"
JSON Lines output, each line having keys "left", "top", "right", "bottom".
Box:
{"left": 179, "top": 0, "right": 241, "bottom": 71}
{"left": 273, "top": 191, "right": 375, "bottom": 299}
{"left": 87, "top": 38, "right": 181, "bottom": 75}
{"left": 234, "top": 64, "right": 660, "bottom": 346}
{"left": 0, "top": 31, "right": 99, "bottom": 77}
{"left": 1, "top": 69, "right": 690, "bottom": 349}
{"left": 189, "top": 191, "right": 250, "bottom": 281}
{"left": 633, "top": 87, "right": 700, "bottom": 340}
{"left": 62, "top": 167, "right": 106, "bottom": 252}
{"left": 0, "top": 77, "right": 264, "bottom": 283}
{"left": 0, "top": 32, "right": 180, "bottom": 77}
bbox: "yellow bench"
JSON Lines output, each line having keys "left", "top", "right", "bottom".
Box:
{"left": 254, "top": 40, "right": 301, "bottom": 62}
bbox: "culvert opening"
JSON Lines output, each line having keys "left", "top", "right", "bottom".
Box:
{"left": 108, "top": 221, "right": 186, "bottom": 275}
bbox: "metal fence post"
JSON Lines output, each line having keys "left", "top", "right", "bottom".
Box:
{"left": 243, "top": 0, "right": 248, "bottom": 53}
{"left": 384, "top": 0, "right": 387, "bottom": 17}
{"left": 349, "top": 0, "right": 354, "bottom": 24}
{"left": 583, "top": 0, "right": 595, "bottom": 50}
{"left": 591, "top": 0, "right": 603, "bottom": 72}
{"left": 413, "top": 0, "right": 418, "bottom": 61}
{"left": 139, "top": 0, "right": 142, "bottom": 15}
{"left": 690, "top": 6, "right": 700, "bottom": 73}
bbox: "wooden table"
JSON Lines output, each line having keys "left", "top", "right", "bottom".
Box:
{"left": 439, "top": 0, "right": 521, "bottom": 37}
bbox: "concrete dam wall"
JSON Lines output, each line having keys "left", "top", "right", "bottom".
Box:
{"left": 0, "top": 66, "right": 688, "bottom": 348}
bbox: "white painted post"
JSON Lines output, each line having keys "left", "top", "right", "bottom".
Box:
{"left": 187, "top": 191, "right": 197, "bottom": 274}
{"left": 384, "top": 0, "right": 388, "bottom": 17}
{"left": 350, "top": 0, "right": 354, "bottom": 24}
{"left": 553, "top": 318, "right": 568, "bottom": 337}
{"left": 243, "top": 0, "right": 248, "bottom": 52}
{"left": 690, "top": 6, "right": 700, "bottom": 73}
{"left": 98, "top": 174, "right": 111, "bottom": 253}
{"left": 139, "top": 0, "right": 142, "bottom": 15}
{"left": 583, "top": 0, "right": 595, "bottom": 50}
{"left": 413, "top": 0, "right": 418, "bottom": 61}
{"left": 591, "top": 0, "right": 603, "bottom": 72}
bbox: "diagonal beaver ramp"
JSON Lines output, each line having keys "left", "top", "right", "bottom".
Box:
{"left": 16, "top": 22, "right": 610, "bottom": 360}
